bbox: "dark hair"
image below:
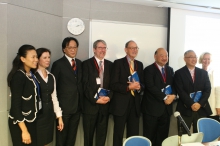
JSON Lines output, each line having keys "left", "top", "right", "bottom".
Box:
{"left": 62, "top": 37, "right": 79, "bottom": 53}
{"left": 93, "top": 40, "right": 107, "bottom": 49}
{"left": 7, "top": 44, "right": 36, "bottom": 86}
{"left": 36, "top": 48, "right": 51, "bottom": 59}
{"left": 125, "top": 40, "right": 135, "bottom": 48}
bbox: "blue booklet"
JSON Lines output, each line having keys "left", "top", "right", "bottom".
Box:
{"left": 190, "top": 91, "right": 202, "bottom": 102}
{"left": 128, "top": 71, "right": 140, "bottom": 82}
{"left": 94, "top": 88, "right": 110, "bottom": 99}
{"left": 161, "top": 85, "right": 172, "bottom": 95}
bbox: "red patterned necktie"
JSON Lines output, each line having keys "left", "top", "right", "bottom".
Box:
{"left": 72, "top": 59, "right": 76, "bottom": 73}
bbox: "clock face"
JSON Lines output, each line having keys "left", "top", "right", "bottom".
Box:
{"left": 67, "top": 18, "right": 85, "bottom": 35}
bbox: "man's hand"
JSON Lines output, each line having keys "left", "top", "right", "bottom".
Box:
{"left": 96, "top": 96, "right": 110, "bottom": 104}
{"left": 127, "top": 81, "right": 140, "bottom": 90}
{"left": 191, "top": 103, "right": 201, "bottom": 111}
{"left": 164, "top": 95, "right": 175, "bottom": 105}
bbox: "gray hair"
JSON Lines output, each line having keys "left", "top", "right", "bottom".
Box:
{"left": 184, "top": 50, "right": 195, "bottom": 57}
{"left": 93, "top": 40, "right": 107, "bottom": 49}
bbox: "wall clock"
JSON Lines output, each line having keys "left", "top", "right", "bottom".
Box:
{"left": 67, "top": 18, "right": 85, "bottom": 35}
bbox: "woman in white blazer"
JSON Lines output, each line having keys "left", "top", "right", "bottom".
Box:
{"left": 199, "top": 52, "right": 220, "bottom": 121}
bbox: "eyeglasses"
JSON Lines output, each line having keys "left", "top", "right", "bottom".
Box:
{"left": 96, "top": 47, "right": 108, "bottom": 50}
{"left": 185, "top": 56, "right": 197, "bottom": 59}
{"left": 127, "top": 47, "right": 139, "bottom": 50}
{"left": 66, "top": 46, "right": 78, "bottom": 50}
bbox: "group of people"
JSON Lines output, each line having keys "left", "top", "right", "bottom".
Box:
{"left": 7, "top": 36, "right": 219, "bottom": 146}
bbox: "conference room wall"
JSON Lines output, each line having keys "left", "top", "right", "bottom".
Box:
{"left": 0, "top": 4, "right": 8, "bottom": 146}
{"left": 2, "top": 1, "right": 62, "bottom": 145}
{"left": 62, "top": 0, "right": 168, "bottom": 61}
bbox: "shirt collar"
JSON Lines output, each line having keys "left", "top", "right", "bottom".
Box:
{"left": 155, "top": 62, "right": 165, "bottom": 70}
{"left": 65, "top": 54, "right": 75, "bottom": 62}
{"left": 37, "top": 69, "right": 50, "bottom": 75}
{"left": 188, "top": 67, "right": 195, "bottom": 72}
{"left": 94, "top": 56, "right": 104, "bottom": 63}
{"left": 126, "top": 55, "right": 134, "bottom": 63}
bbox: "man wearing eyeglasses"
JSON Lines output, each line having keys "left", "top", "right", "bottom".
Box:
{"left": 82, "top": 40, "right": 113, "bottom": 146}
{"left": 110, "top": 40, "right": 144, "bottom": 146}
{"left": 174, "top": 50, "right": 211, "bottom": 133}
{"left": 141, "top": 48, "right": 176, "bottom": 146}
{"left": 51, "top": 37, "right": 83, "bottom": 146}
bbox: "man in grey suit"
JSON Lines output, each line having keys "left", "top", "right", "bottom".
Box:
{"left": 51, "top": 37, "right": 83, "bottom": 146}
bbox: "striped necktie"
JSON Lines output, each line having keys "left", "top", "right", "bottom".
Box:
{"left": 130, "top": 60, "right": 135, "bottom": 96}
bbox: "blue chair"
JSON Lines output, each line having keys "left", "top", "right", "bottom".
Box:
{"left": 197, "top": 118, "right": 220, "bottom": 142}
{"left": 123, "top": 136, "right": 152, "bottom": 146}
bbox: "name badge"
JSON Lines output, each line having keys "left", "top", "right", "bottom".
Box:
{"left": 39, "top": 101, "right": 42, "bottom": 110}
{"left": 96, "top": 77, "right": 101, "bottom": 85}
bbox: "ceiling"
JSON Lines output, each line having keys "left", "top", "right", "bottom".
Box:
{"left": 103, "top": 0, "right": 220, "bottom": 14}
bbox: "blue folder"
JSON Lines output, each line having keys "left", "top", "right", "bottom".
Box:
{"left": 161, "top": 85, "right": 172, "bottom": 95}
{"left": 128, "top": 71, "right": 140, "bottom": 82}
{"left": 190, "top": 91, "right": 202, "bottom": 102}
{"left": 94, "top": 88, "right": 110, "bottom": 99}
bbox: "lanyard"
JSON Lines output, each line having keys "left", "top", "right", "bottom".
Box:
{"left": 30, "top": 71, "right": 41, "bottom": 98}
{"left": 93, "top": 58, "right": 102, "bottom": 74}
{"left": 154, "top": 63, "right": 166, "bottom": 83}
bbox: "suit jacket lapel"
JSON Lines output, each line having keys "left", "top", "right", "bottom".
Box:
{"left": 123, "top": 57, "right": 131, "bottom": 77}
{"left": 193, "top": 67, "right": 200, "bottom": 90}
{"left": 91, "top": 57, "right": 99, "bottom": 76}
{"left": 62, "top": 56, "right": 76, "bottom": 76}
{"left": 183, "top": 66, "right": 194, "bottom": 85}
{"left": 154, "top": 63, "right": 165, "bottom": 84}
{"left": 103, "top": 59, "right": 109, "bottom": 88}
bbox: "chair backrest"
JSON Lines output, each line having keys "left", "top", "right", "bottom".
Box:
{"left": 197, "top": 118, "right": 220, "bottom": 143}
{"left": 162, "top": 132, "right": 204, "bottom": 146}
{"left": 123, "top": 136, "right": 152, "bottom": 146}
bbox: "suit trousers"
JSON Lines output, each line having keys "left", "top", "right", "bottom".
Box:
{"left": 113, "top": 95, "right": 139, "bottom": 146}
{"left": 83, "top": 112, "right": 109, "bottom": 146}
{"left": 143, "top": 110, "right": 170, "bottom": 146}
{"left": 56, "top": 112, "right": 80, "bottom": 146}
{"left": 177, "top": 111, "right": 202, "bottom": 134}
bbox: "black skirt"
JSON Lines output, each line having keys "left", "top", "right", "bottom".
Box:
{"left": 36, "top": 101, "right": 55, "bottom": 146}
{"left": 9, "top": 118, "right": 37, "bottom": 146}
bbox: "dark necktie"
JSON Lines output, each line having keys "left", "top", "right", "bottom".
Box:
{"left": 99, "top": 61, "right": 103, "bottom": 88}
{"left": 161, "top": 67, "right": 165, "bottom": 78}
{"left": 72, "top": 59, "right": 77, "bottom": 74}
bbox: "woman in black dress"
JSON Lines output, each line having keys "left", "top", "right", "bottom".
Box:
{"left": 8, "top": 44, "right": 40, "bottom": 146}
{"left": 35, "top": 48, "right": 63, "bottom": 146}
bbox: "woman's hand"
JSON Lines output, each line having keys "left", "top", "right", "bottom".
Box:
{"left": 18, "top": 122, "right": 31, "bottom": 144}
{"left": 22, "top": 131, "right": 31, "bottom": 144}
{"left": 57, "top": 117, "right": 64, "bottom": 131}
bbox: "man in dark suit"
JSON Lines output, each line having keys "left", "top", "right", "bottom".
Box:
{"left": 141, "top": 48, "right": 176, "bottom": 146}
{"left": 82, "top": 40, "right": 112, "bottom": 146}
{"left": 110, "top": 40, "right": 144, "bottom": 146}
{"left": 51, "top": 37, "right": 83, "bottom": 146}
{"left": 174, "top": 50, "right": 211, "bottom": 133}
